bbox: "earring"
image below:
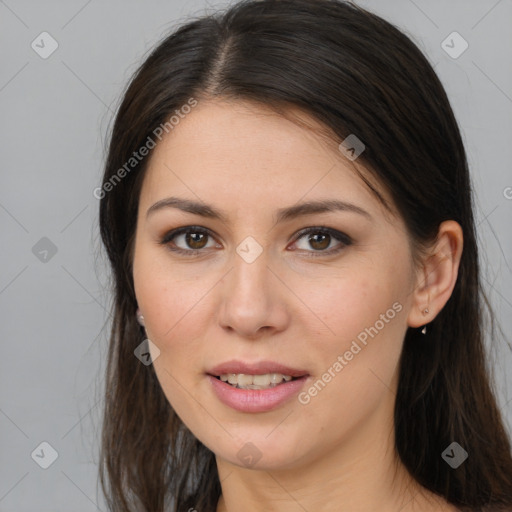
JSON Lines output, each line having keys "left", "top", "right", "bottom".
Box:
{"left": 136, "top": 308, "right": 145, "bottom": 327}
{"left": 421, "top": 307, "right": 429, "bottom": 335}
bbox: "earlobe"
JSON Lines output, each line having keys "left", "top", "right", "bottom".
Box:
{"left": 136, "top": 308, "right": 145, "bottom": 327}
{"left": 407, "top": 220, "right": 463, "bottom": 329}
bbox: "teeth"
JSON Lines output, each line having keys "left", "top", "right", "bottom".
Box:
{"left": 219, "top": 373, "right": 294, "bottom": 389}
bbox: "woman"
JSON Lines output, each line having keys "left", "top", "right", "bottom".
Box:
{"left": 97, "top": 0, "right": 512, "bottom": 510}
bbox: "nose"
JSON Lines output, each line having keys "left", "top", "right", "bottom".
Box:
{"left": 217, "top": 248, "right": 290, "bottom": 339}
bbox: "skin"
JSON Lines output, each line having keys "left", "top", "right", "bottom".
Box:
{"left": 132, "top": 99, "right": 463, "bottom": 512}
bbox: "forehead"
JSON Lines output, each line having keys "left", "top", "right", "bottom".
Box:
{"left": 139, "top": 99, "right": 394, "bottom": 221}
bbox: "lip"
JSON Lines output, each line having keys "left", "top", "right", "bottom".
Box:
{"left": 207, "top": 374, "right": 310, "bottom": 413}
{"left": 207, "top": 359, "right": 309, "bottom": 378}
{"left": 206, "top": 359, "right": 310, "bottom": 413}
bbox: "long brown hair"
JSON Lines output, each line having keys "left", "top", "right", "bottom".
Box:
{"left": 97, "top": 1, "right": 512, "bottom": 510}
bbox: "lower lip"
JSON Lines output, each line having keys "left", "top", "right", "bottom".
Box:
{"left": 206, "top": 375, "right": 309, "bottom": 413}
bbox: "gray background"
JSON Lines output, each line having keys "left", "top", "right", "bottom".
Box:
{"left": 1, "top": 0, "right": 511, "bottom": 510}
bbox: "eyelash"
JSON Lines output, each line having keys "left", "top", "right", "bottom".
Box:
{"left": 159, "top": 225, "right": 352, "bottom": 258}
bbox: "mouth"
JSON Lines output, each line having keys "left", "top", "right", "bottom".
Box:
{"left": 210, "top": 373, "right": 304, "bottom": 390}
{"left": 206, "top": 369, "right": 310, "bottom": 413}
{"left": 206, "top": 360, "right": 310, "bottom": 391}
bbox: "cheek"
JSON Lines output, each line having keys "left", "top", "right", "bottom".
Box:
{"left": 133, "top": 245, "right": 208, "bottom": 342}
{"left": 301, "top": 262, "right": 409, "bottom": 394}
{"left": 293, "top": 271, "right": 407, "bottom": 443}
{"left": 303, "top": 267, "right": 404, "bottom": 342}
{"left": 133, "top": 252, "right": 213, "bottom": 422}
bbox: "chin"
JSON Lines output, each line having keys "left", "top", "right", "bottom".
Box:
{"left": 212, "top": 436, "right": 308, "bottom": 472}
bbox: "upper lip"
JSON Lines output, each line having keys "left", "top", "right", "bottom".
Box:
{"left": 207, "top": 360, "right": 309, "bottom": 378}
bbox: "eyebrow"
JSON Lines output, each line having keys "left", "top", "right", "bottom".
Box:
{"left": 146, "top": 196, "right": 372, "bottom": 223}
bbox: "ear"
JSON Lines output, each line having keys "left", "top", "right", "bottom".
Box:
{"left": 407, "top": 220, "right": 463, "bottom": 328}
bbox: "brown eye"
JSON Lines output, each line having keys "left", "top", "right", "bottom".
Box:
{"left": 291, "top": 227, "right": 352, "bottom": 257}
{"left": 184, "top": 232, "right": 209, "bottom": 250}
{"left": 160, "top": 225, "right": 351, "bottom": 257}
{"left": 160, "top": 226, "right": 218, "bottom": 254}
{"left": 307, "top": 232, "right": 331, "bottom": 251}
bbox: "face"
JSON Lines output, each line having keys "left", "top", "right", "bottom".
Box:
{"left": 132, "top": 99, "right": 419, "bottom": 471}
